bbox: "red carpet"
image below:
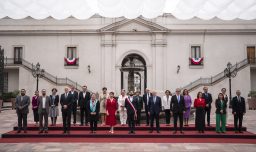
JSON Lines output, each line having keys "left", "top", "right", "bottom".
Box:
{"left": 1, "top": 124, "right": 255, "bottom": 144}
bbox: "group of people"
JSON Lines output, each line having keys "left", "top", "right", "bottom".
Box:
{"left": 15, "top": 85, "right": 246, "bottom": 135}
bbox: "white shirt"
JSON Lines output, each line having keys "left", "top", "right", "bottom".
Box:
{"left": 42, "top": 96, "right": 46, "bottom": 109}
{"left": 162, "top": 95, "right": 171, "bottom": 110}
{"left": 147, "top": 93, "right": 151, "bottom": 105}
{"left": 83, "top": 92, "right": 86, "bottom": 98}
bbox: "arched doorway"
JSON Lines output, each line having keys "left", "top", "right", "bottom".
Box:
{"left": 120, "top": 53, "right": 147, "bottom": 92}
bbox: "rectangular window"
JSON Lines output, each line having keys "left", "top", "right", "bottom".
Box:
{"left": 190, "top": 45, "right": 203, "bottom": 66}
{"left": 67, "top": 47, "right": 77, "bottom": 59}
{"left": 14, "top": 47, "right": 23, "bottom": 64}
{"left": 65, "top": 46, "right": 78, "bottom": 66}
{"left": 191, "top": 46, "right": 201, "bottom": 58}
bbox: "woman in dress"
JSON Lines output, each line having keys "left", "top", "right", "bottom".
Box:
{"left": 106, "top": 92, "right": 118, "bottom": 134}
{"left": 183, "top": 89, "right": 192, "bottom": 126}
{"left": 32, "top": 90, "right": 39, "bottom": 126}
{"left": 215, "top": 93, "right": 227, "bottom": 133}
{"left": 99, "top": 87, "right": 108, "bottom": 126}
{"left": 194, "top": 91, "right": 206, "bottom": 133}
{"left": 49, "top": 88, "right": 59, "bottom": 126}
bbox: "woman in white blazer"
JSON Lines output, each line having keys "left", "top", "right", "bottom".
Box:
{"left": 162, "top": 90, "right": 172, "bottom": 126}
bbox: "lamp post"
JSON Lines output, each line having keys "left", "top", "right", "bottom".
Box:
{"left": 224, "top": 62, "right": 237, "bottom": 108}
{"left": 32, "top": 62, "right": 45, "bottom": 91}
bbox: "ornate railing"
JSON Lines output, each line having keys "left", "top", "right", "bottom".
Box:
{"left": 182, "top": 58, "right": 250, "bottom": 91}
{"left": 4, "top": 58, "right": 83, "bottom": 91}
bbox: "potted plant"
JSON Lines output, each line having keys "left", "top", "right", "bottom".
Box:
{"left": 248, "top": 91, "right": 256, "bottom": 110}
{"left": 2, "top": 90, "right": 19, "bottom": 109}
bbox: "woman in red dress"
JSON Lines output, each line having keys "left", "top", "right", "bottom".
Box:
{"left": 194, "top": 92, "right": 206, "bottom": 133}
{"left": 106, "top": 92, "right": 118, "bottom": 134}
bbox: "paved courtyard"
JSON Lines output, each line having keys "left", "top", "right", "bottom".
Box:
{"left": 0, "top": 105, "right": 255, "bottom": 152}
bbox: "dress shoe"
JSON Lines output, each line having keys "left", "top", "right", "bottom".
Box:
{"left": 17, "top": 130, "right": 21, "bottom": 134}
{"left": 132, "top": 131, "right": 136, "bottom": 134}
{"left": 63, "top": 131, "right": 66, "bottom": 134}
{"left": 149, "top": 130, "right": 153, "bottom": 133}
{"left": 128, "top": 131, "right": 132, "bottom": 134}
{"left": 173, "top": 131, "right": 177, "bottom": 134}
{"left": 157, "top": 131, "right": 160, "bottom": 133}
{"left": 24, "top": 130, "right": 27, "bottom": 133}
{"left": 93, "top": 131, "right": 96, "bottom": 134}
{"left": 235, "top": 131, "right": 239, "bottom": 133}
{"left": 239, "top": 131, "right": 243, "bottom": 133}
{"left": 44, "top": 130, "right": 48, "bottom": 133}
{"left": 180, "top": 131, "right": 184, "bottom": 134}
{"left": 39, "top": 130, "right": 43, "bottom": 134}
{"left": 202, "top": 131, "right": 204, "bottom": 133}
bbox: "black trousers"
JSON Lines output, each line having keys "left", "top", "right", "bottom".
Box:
{"left": 80, "top": 107, "right": 89, "bottom": 125}
{"left": 234, "top": 113, "right": 243, "bottom": 131}
{"left": 145, "top": 108, "right": 150, "bottom": 125}
{"left": 150, "top": 112, "right": 160, "bottom": 131}
{"left": 72, "top": 103, "right": 77, "bottom": 124}
{"left": 17, "top": 111, "right": 27, "bottom": 131}
{"left": 173, "top": 112, "right": 183, "bottom": 131}
{"left": 127, "top": 113, "right": 135, "bottom": 132}
{"left": 62, "top": 109, "right": 71, "bottom": 132}
{"left": 164, "top": 109, "right": 171, "bottom": 124}
{"left": 89, "top": 115, "right": 98, "bottom": 131}
{"left": 33, "top": 109, "right": 39, "bottom": 122}
{"left": 195, "top": 107, "right": 205, "bottom": 131}
{"left": 205, "top": 107, "right": 211, "bottom": 125}
{"left": 39, "top": 109, "right": 48, "bottom": 131}
{"left": 136, "top": 109, "right": 142, "bottom": 125}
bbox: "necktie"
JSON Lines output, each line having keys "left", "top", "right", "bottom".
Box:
{"left": 178, "top": 95, "right": 180, "bottom": 103}
{"left": 65, "top": 93, "right": 67, "bottom": 98}
{"left": 154, "top": 96, "right": 156, "bottom": 104}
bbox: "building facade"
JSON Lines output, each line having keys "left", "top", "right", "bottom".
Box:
{"left": 1, "top": 15, "right": 256, "bottom": 99}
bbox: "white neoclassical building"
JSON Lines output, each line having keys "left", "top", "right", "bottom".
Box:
{"left": 1, "top": 15, "right": 256, "bottom": 99}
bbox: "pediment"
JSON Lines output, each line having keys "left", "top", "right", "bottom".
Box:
{"left": 98, "top": 17, "right": 168, "bottom": 32}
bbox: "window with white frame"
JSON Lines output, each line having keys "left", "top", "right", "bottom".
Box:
{"left": 65, "top": 46, "right": 78, "bottom": 66}
{"left": 190, "top": 45, "right": 203, "bottom": 66}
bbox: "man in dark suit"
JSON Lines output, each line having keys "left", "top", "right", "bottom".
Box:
{"left": 148, "top": 91, "right": 162, "bottom": 133}
{"left": 143, "top": 88, "right": 152, "bottom": 126}
{"left": 15, "top": 89, "right": 30, "bottom": 133}
{"left": 38, "top": 89, "right": 51, "bottom": 133}
{"left": 125, "top": 91, "right": 138, "bottom": 134}
{"left": 171, "top": 88, "right": 185, "bottom": 134}
{"left": 70, "top": 86, "right": 79, "bottom": 126}
{"left": 78, "top": 85, "right": 91, "bottom": 126}
{"left": 60, "top": 87, "right": 73, "bottom": 134}
{"left": 134, "top": 91, "right": 143, "bottom": 126}
{"left": 232, "top": 90, "right": 246, "bottom": 133}
{"left": 202, "top": 86, "right": 213, "bottom": 126}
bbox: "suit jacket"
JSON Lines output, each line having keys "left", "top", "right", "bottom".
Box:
{"left": 78, "top": 91, "right": 91, "bottom": 108}
{"left": 170, "top": 95, "right": 185, "bottom": 114}
{"left": 134, "top": 95, "right": 143, "bottom": 110}
{"left": 125, "top": 96, "right": 138, "bottom": 115}
{"left": 86, "top": 100, "right": 100, "bottom": 120}
{"left": 15, "top": 95, "right": 30, "bottom": 114}
{"left": 60, "top": 93, "right": 73, "bottom": 111}
{"left": 232, "top": 96, "right": 246, "bottom": 114}
{"left": 143, "top": 93, "right": 152, "bottom": 110}
{"left": 49, "top": 95, "right": 59, "bottom": 106}
{"left": 148, "top": 96, "right": 162, "bottom": 114}
{"left": 38, "top": 96, "right": 51, "bottom": 114}
{"left": 202, "top": 92, "right": 213, "bottom": 108}
{"left": 215, "top": 99, "right": 227, "bottom": 114}
{"left": 70, "top": 91, "right": 78, "bottom": 106}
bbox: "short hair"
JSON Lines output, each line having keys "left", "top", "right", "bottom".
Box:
{"left": 102, "top": 87, "right": 107, "bottom": 91}
{"left": 21, "top": 89, "right": 26, "bottom": 91}
{"left": 52, "top": 88, "right": 58, "bottom": 92}
{"left": 183, "top": 89, "right": 189, "bottom": 95}
{"left": 42, "top": 89, "right": 46, "bottom": 92}
{"left": 165, "top": 90, "right": 171, "bottom": 94}
{"left": 221, "top": 88, "right": 226, "bottom": 91}
{"left": 218, "top": 93, "right": 224, "bottom": 100}
{"left": 109, "top": 92, "right": 114, "bottom": 95}
{"left": 197, "top": 91, "right": 203, "bottom": 98}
